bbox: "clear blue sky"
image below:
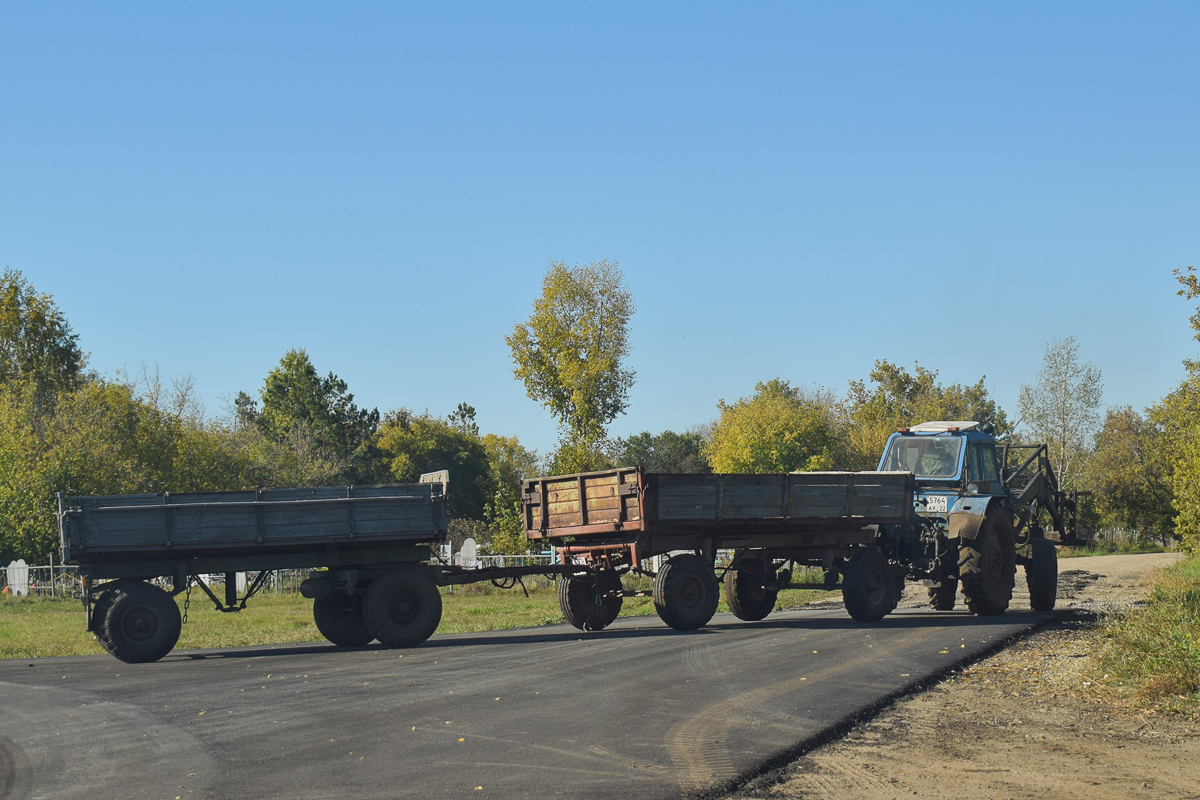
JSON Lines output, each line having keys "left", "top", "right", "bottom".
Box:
{"left": 2, "top": 3, "right": 1197, "bottom": 454}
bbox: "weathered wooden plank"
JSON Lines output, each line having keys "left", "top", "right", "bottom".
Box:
{"left": 547, "top": 501, "right": 582, "bottom": 517}
{"left": 584, "top": 495, "right": 623, "bottom": 511}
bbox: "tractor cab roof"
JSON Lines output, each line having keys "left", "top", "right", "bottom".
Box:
{"left": 896, "top": 420, "right": 996, "bottom": 444}
{"left": 906, "top": 420, "right": 980, "bottom": 433}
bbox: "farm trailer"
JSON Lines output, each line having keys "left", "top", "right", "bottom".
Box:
{"left": 57, "top": 473, "right": 573, "bottom": 663}
{"left": 523, "top": 421, "right": 1083, "bottom": 632}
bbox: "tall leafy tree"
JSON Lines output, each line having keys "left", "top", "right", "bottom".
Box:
{"left": 506, "top": 260, "right": 635, "bottom": 471}
{"left": 706, "top": 379, "right": 839, "bottom": 473}
{"left": 1088, "top": 406, "right": 1174, "bottom": 544}
{"left": 1017, "top": 336, "right": 1103, "bottom": 489}
{"left": 237, "top": 349, "right": 380, "bottom": 482}
{"left": 1163, "top": 266, "right": 1200, "bottom": 553}
{"left": 481, "top": 433, "right": 540, "bottom": 555}
{"left": 0, "top": 269, "right": 86, "bottom": 398}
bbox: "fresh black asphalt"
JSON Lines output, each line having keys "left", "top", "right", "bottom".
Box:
{"left": 0, "top": 604, "right": 1052, "bottom": 799}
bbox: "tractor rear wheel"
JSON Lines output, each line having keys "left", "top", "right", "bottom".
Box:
{"left": 927, "top": 580, "right": 957, "bottom": 611}
{"left": 960, "top": 512, "right": 1016, "bottom": 616}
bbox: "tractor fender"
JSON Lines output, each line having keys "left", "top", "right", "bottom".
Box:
{"left": 947, "top": 496, "right": 999, "bottom": 541}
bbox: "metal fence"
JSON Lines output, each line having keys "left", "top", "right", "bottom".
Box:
{"left": 0, "top": 565, "right": 316, "bottom": 599}
{"left": 1, "top": 557, "right": 557, "bottom": 598}
{"left": 1, "top": 564, "right": 83, "bottom": 598}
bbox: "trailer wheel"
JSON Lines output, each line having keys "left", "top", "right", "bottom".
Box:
{"left": 91, "top": 590, "right": 118, "bottom": 653}
{"left": 842, "top": 547, "right": 897, "bottom": 622}
{"left": 654, "top": 554, "right": 719, "bottom": 631}
{"left": 99, "top": 582, "right": 182, "bottom": 663}
{"left": 959, "top": 512, "right": 1016, "bottom": 616}
{"left": 313, "top": 591, "right": 375, "bottom": 647}
{"left": 559, "top": 571, "right": 622, "bottom": 631}
{"left": 363, "top": 569, "right": 442, "bottom": 648}
{"left": 1026, "top": 538, "right": 1058, "bottom": 611}
{"left": 723, "top": 568, "right": 778, "bottom": 621}
{"left": 927, "top": 580, "right": 957, "bottom": 611}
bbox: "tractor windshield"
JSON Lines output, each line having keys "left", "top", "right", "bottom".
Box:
{"left": 880, "top": 436, "right": 963, "bottom": 479}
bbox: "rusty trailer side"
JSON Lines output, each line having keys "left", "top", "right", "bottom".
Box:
{"left": 523, "top": 468, "right": 645, "bottom": 541}
{"left": 522, "top": 468, "right": 914, "bottom": 546}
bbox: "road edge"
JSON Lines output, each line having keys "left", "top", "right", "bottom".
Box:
{"left": 691, "top": 608, "right": 1069, "bottom": 800}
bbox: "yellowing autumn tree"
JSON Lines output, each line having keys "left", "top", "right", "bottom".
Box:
{"left": 706, "top": 379, "right": 839, "bottom": 473}
{"left": 506, "top": 260, "right": 635, "bottom": 472}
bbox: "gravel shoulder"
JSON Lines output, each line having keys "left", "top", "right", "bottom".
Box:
{"left": 733, "top": 552, "right": 1200, "bottom": 800}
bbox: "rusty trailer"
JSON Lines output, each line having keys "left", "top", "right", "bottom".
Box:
{"left": 522, "top": 468, "right": 918, "bottom": 632}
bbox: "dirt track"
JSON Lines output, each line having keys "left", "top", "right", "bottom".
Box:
{"left": 734, "top": 553, "right": 1200, "bottom": 800}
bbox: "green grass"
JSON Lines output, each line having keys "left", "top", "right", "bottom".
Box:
{"left": 0, "top": 578, "right": 839, "bottom": 659}
{"left": 1060, "top": 540, "right": 1170, "bottom": 558}
{"left": 1094, "top": 554, "right": 1200, "bottom": 714}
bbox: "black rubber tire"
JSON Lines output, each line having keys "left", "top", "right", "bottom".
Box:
{"left": 559, "top": 571, "right": 622, "bottom": 631}
{"left": 313, "top": 591, "right": 375, "bottom": 647}
{"left": 723, "top": 568, "right": 778, "bottom": 621}
{"left": 99, "top": 582, "right": 182, "bottom": 663}
{"left": 891, "top": 568, "right": 907, "bottom": 605}
{"left": 1026, "top": 537, "right": 1058, "bottom": 611}
{"left": 653, "top": 554, "right": 719, "bottom": 631}
{"left": 927, "top": 579, "right": 957, "bottom": 611}
{"left": 91, "top": 590, "right": 118, "bottom": 653}
{"left": 363, "top": 569, "right": 442, "bottom": 648}
{"left": 842, "top": 547, "right": 897, "bottom": 622}
{"left": 960, "top": 512, "right": 1017, "bottom": 616}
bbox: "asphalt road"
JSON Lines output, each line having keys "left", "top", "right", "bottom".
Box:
{"left": 0, "top": 604, "right": 1052, "bottom": 800}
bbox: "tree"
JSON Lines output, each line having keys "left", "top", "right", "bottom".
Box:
{"left": 1017, "top": 336, "right": 1103, "bottom": 490}
{"left": 0, "top": 269, "right": 86, "bottom": 397}
{"left": 1163, "top": 266, "right": 1200, "bottom": 553}
{"left": 843, "top": 361, "right": 1008, "bottom": 470}
{"left": 476, "top": 433, "right": 540, "bottom": 555}
{"left": 1088, "top": 406, "right": 1174, "bottom": 544}
{"left": 237, "top": 349, "right": 380, "bottom": 482}
{"left": 482, "top": 433, "right": 538, "bottom": 503}
{"left": 611, "top": 429, "right": 711, "bottom": 473}
{"left": 506, "top": 260, "right": 635, "bottom": 471}
{"left": 706, "top": 379, "right": 839, "bottom": 473}
{"left": 0, "top": 374, "right": 262, "bottom": 562}
{"left": 375, "top": 408, "right": 491, "bottom": 520}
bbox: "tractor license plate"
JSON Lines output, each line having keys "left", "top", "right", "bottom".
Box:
{"left": 924, "top": 495, "right": 949, "bottom": 513}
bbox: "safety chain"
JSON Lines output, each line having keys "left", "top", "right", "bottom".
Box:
{"left": 182, "top": 578, "right": 192, "bottom": 624}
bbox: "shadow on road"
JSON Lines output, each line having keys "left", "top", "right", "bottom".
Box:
{"left": 161, "top": 608, "right": 1054, "bottom": 662}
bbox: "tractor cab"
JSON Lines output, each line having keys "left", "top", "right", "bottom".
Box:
{"left": 878, "top": 421, "right": 1005, "bottom": 516}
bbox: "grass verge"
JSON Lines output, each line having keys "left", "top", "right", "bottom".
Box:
{"left": 1094, "top": 554, "right": 1200, "bottom": 714}
{"left": 1060, "top": 541, "right": 1170, "bottom": 558}
{"left": 1, "top": 578, "right": 838, "bottom": 659}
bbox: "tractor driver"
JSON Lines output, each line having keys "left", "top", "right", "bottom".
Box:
{"left": 916, "top": 442, "right": 957, "bottom": 478}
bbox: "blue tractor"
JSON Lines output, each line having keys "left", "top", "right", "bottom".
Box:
{"left": 878, "top": 421, "right": 1082, "bottom": 614}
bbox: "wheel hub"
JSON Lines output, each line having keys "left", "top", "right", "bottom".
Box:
{"left": 122, "top": 607, "right": 159, "bottom": 642}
